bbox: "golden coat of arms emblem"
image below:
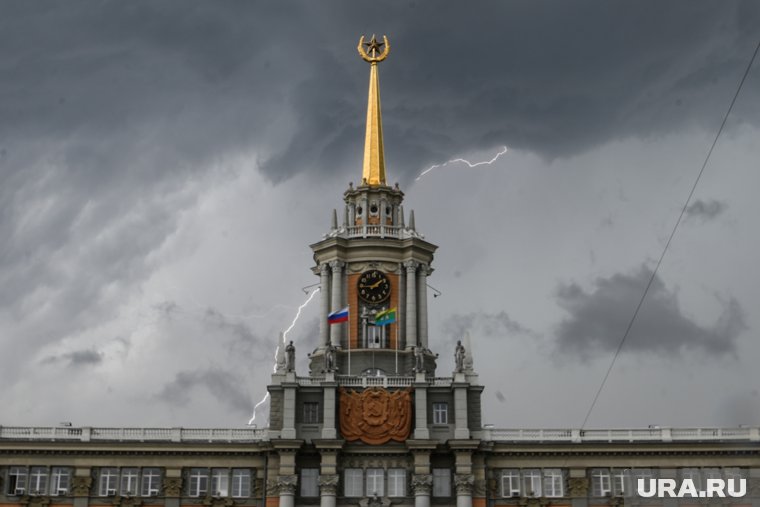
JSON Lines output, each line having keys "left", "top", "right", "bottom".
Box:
{"left": 339, "top": 387, "right": 412, "bottom": 444}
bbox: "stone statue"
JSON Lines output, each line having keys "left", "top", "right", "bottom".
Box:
{"left": 285, "top": 340, "right": 296, "bottom": 372}
{"left": 454, "top": 340, "right": 465, "bottom": 372}
{"left": 324, "top": 343, "right": 336, "bottom": 372}
{"left": 414, "top": 346, "right": 424, "bottom": 373}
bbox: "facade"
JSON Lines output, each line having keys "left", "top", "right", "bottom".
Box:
{"left": 2, "top": 35, "right": 759, "bottom": 507}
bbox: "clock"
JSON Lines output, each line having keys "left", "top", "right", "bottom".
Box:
{"left": 357, "top": 269, "right": 391, "bottom": 304}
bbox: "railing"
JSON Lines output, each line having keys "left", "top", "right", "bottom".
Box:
{"left": 485, "top": 427, "right": 760, "bottom": 443}
{"left": 0, "top": 426, "right": 268, "bottom": 443}
{"left": 334, "top": 376, "right": 415, "bottom": 388}
{"left": 345, "top": 225, "right": 402, "bottom": 239}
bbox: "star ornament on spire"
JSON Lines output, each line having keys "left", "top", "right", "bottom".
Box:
{"left": 358, "top": 34, "right": 390, "bottom": 63}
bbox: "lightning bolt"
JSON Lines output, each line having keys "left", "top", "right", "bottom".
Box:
{"left": 415, "top": 145, "right": 508, "bottom": 181}
{"left": 247, "top": 287, "right": 321, "bottom": 426}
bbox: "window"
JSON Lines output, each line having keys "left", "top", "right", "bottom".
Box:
{"left": 231, "top": 469, "right": 251, "bottom": 498}
{"left": 51, "top": 468, "right": 71, "bottom": 496}
{"left": 345, "top": 469, "right": 363, "bottom": 497}
{"left": 188, "top": 468, "right": 209, "bottom": 497}
{"left": 543, "top": 469, "right": 564, "bottom": 497}
{"left": 366, "top": 468, "right": 384, "bottom": 497}
{"left": 8, "top": 467, "right": 28, "bottom": 495}
{"left": 99, "top": 468, "right": 119, "bottom": 496}
{"left": 212, "top": 468, "right": 229, "bottom": 496}
{"left": 121, "top": 468, "right": 140, "bottom": 496}
{"left": 432, "top": 402, "right": 448, "bottom": 424}
{"left": 590, "top": 469, "right": 611, "bottom": 497}
{"left": 501, "top": 470, "right": 521, "bottom": 497}
{"left": 303, "top": 402, "right": 320, "bottom": 424}
{"left": 432, "top": 469, "right": 451, "bottom": 497}
{"left": 611, "top": 469, "right": 629, "bottom": 496}
{"left": 141, "top": 468, "right": 162, "bottom": 497}
{"left": 388, "top": 469, "right": 406, "bottom": 497}
{"left": 300, "top": 469, "right": 319, "bottom": 497}
{"left": 522, "top": 469, "right": 541, "bottom": 497}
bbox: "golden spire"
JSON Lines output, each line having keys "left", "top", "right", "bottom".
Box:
{"left": 357, "top": 35, "right": 390, "bottom": 186}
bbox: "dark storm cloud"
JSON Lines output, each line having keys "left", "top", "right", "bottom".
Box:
{"left": 685, "top": 199, "right": 727, "bottom": 222}
{"left": 441, "top": 311, "right": 534, "bottom": 346}
{"left": 156, "top": 369, "right": 250, "bottom": 416}
{"left": 202, "top": 308, "right": 268, "bottom": 355}
{"left": 41, "top": 349, "right": 103, "bottom": 367}
{"left": 554, "top": 266, "right": 746, "bottom": 358}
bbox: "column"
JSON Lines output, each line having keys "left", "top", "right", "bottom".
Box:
{"left": 405, "top": 260, "right": 418, "bottom": 347}
{"left": 412, "top": 474, "right": 433, "bottom": 507}
{"left": 320, "top": 263, "right": 331, "bottom": 347}
{"left": 277, "top": 475, "right": 298, "bottom": 507}
{"left": 454, "top": 475, "right": 474, "bottom": 507}
{"left": 398, "top": 265, "right": 406, "bottom": 349}
{"left": 417, "top": 263, "right": 429, "bottom": 349}
{"left": 329, "top": 260, "right": 345, "bottom": 347}
{"left": 319, "top": 475, "right": 339, "bottom": 507}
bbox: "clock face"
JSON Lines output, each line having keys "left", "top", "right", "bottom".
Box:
{"left": 358, "top": 269, "right": 391, "bottom": 304}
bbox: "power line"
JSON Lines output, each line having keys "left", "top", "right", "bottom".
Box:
{"left": 579, "top": 37, "right": 760, "bottom": 430}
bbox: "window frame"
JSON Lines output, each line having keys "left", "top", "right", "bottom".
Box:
{"left": 432, "top": 402, "right": 448, "bottom": 425}
{"left": 120, "top": 468, "right": 140, "bottom": 496}
{"left": 141, "top": 468, "right": 162, "bottom": 497}
{"left": 188, "top": 468, "right": 210, "bottom": 498}
{"left": 522, "top": 469, "right": 542, "bottom": 498}
{"left": 344, "top": 468, "right": 363, "bottom": 498}
{"left": 300, "top": 468, "right": 319, "bottom": 498}
{"left": 590, "top": 468, "right": 612, "bottom": 497}
{"left": 501, "top": 469, "right": 521, "bottom": 497}
{"left": 99, "top": 468, "right": 120, "bottom": 497}
{"left": 366, "top": 468, "right": 385, "bottom": 497}
{"left": 50, "top": 467, "right": 71, "bottom": 496}
{"left": 303, "top": 402, "right": 320, "bottom": 424}
{"left": 432, "top": 468, "right": 451, "bottom": 497}
{"left": 543, "top": 469, "right": 564, "bottom": 498}
{"left": 8, "top": 467, "right": 28, "bottom": 496}
{"left": 387, "top": 468, "right": 406, "bottom": 498}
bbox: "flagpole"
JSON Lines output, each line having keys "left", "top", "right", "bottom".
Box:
{"left": 348, "top": 307, "right": 351, "bottom": 376}
{"left": 395, "top": 321, "right": 398, "bottom": 375}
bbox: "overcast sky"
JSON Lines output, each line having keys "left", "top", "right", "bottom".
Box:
{"left": 2, "top": 1, "right": 759, "bottom": 429}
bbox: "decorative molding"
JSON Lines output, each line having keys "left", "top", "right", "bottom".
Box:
{"left": 454, "top": 474, "right": 474, "bottom": 495}
{"left": 339, "top": 387, "right": 413, "bottom": 445}
{"left": 359, "top": 494, "right": 391, "bottom": 507}
{"left": 162, "top": 477, "right": 182, "bottom": 497}
{"left": 473, "top": 478, "right": 487, "bottom": 497}
{"left": 403, "top": 260, "right": 419, "bottom": 272}
{"left": 318, "top": 474, "right": 340, "bottom": 496}
{"left": 113, "top": 496, "right": 144, "bottom": 507}
{"left": 19, "top": 496, "right": 51, "bottom": 507}
{"left": 320, "top": 263, "right": 331, "bottom": 275}
{"left": 277, "top": 474, "right": 299, "bottom": 496}
{"left": 567, "top": 477, "right": 589, "bottom": 498}
{"left": 329, "top": 260, "right": 345, "bottom": 270}
{"left": 411, "top": 474, "right": 433, "bottom": 495}
{"left": 266, "top": 479, "right": 279, "bottom": 497}
{"left": 202, "top": 496, "right": 235, "bottom": 507}
{"left": 71, "top": 476, "right": 93, "bottom": 497}
{"left": 517, "top": 497, "right": 550, "bottom": 507}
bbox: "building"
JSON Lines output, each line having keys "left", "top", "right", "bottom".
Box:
{"left": 2, "top": 35, "right": 759, "bottom": 507}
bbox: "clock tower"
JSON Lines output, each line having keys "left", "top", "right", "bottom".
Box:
{"left": 308, "top": 35, "right": 438, "bottom": 376}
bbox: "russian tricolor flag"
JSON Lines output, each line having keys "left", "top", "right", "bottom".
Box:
{"left": 328, "top": 307, "right": 349, "bottom": 324}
